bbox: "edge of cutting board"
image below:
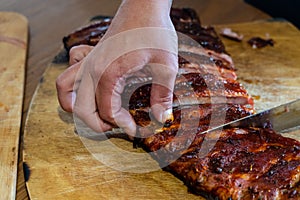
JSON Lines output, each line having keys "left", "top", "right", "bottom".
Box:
{"left": 0, "top": 11, "right": 28, "bottom": 200}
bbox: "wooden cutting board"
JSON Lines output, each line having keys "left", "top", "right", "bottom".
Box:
{"left": 24, "top": 20, "right": 300, "bottom": 199}
{"left": 0, "top": 12, "right": 28, "bottom": 200}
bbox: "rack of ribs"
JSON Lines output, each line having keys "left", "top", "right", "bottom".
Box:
{"left": 62, "top": 7, "right": 300, "bottom": 200}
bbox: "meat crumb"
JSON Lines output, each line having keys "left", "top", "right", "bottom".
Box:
{"left": 248, "top": 37, "right": 275, "bottom": 48}
{"left": 220, "top": 28, "right": 244, "bottom": 42}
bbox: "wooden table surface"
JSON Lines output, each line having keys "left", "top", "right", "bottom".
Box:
{"left": 0, "top": 0, "right": 270, "bottom": 199}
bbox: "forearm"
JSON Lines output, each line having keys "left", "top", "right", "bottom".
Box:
{"left": 108, "top": 0, "right": 173, "bottom": 32}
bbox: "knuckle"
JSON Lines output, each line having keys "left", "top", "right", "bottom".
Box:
{"left": 55, "top": 75, "right": 65, "bottom": 91}
{"left": 69, "top": 46, "right": 80, "bottom": 57}
{"left": 151, "top": 88, "right": 173, "bottom": 103}
{"left": 100, "top": 111, "right": 114, "bottom": 123}
{"left": 155, "top": 95, "right": 173, "bottom": 105}
{"left": 69, "top": 45, "right": 92, "bottom": 64}
{"left": 61, "top": 103, "right": 72, "bottom": 113}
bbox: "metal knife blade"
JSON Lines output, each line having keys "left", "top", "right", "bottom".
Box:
{"left": 204, "top": 98, "right": 300, "bottom": 134}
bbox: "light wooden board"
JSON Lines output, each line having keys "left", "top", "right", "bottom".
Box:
{"left": 24, "top": 21, "right": 300, "bottom": 199}
{"left": 0, "top": 12, "right": 28, "bottom": 200}
{"left": 216, "top": 20, "right": 300, "bottom": 111}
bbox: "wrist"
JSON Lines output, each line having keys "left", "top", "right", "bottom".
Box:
{"left": 122, "top": 0, "right": 172, "bottom": 5}
{"left": 121, "top": 0, "right": 172, "bottom": 12}
{"left": 112, "top": 0, "right": 173, "bottom": 30}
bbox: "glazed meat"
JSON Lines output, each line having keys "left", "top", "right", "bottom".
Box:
{"left": 63, "top": 7, "right": 300, "bottom": 200}
{"left": 131, "top": 104, "right": 254, "bottom": 149}
{"left": 123, "top": 73, "right": 253, "bottom": 110}
{"left": 170, "top": 8, "right": 226, "bottom": 54}
{"left": 127, "top": 96, "right": 300, "bottom": 200}
{"left": 63, "top": 17, "right": 112, "bottom": 51}
{"left": 166, "top": 128, "right": 300, "bottom": 200}
{"left": 63, "top": 8, "right": 226, "bottom": 54}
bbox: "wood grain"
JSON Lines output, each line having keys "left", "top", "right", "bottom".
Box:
{"left": 23, "top": 21, "right": 300, "bottom": 199}
{"left": 216, "top": 20, "right": 300, "bottom": 111}
{"left": 0, "top": 12, "right": 28, "bottom": 200}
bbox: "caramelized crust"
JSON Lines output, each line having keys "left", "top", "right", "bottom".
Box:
{"left": 63, "top": 8, "right": 226, "bottom": 54}
{"left": 123, "top": 72, "right": 254, "bottom": 110}
{"left": 136, "top": 104, "right": 254, "bottom": 152}
{"left": 166, "top": 128, "right": 300, "bottom": 199}
{"left": 63, "top": 18, "right": 111, "bottom": 51}
{"left": 170, "top": 8, "right": 226, "bottom": 54}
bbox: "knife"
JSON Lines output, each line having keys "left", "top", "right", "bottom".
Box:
{"left": 85, "top": 98, "right": 300, "bottom": 140}
{"left": 206, "top": 98, "right": 300, "bottom": 134}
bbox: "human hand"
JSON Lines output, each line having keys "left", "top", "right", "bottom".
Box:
{"left": 56, "top": 0, "right": 178, "bottom": 137}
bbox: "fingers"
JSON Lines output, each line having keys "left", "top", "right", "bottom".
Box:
{"left": 95, "top": 51, "right": 147, "bottom": 136}
{"left": 58, "top": 47, "right": 178, "bottom": 136}
{"left": 56, "top": 61, "right": 82, "bottom": 112}
{"left": 58, "top": 45, "right": 113, "bottom": 133}
{"left": 74, "top": 108, "right": 113, "bottom": 134}
{"left": 150, "top": 84, "right": 174, "bottom": 123}
{"left": 69, "top": 45, "right": 94, "bottom": 65}
{"left": 149, "top": 52, "right": 178, "bottom": 123}
{"left": 74, "top": 66, "right": 113, "bottom": 133}
{"left": 56, "top": 44, "right": 93, "bottom": 112}
{"left": 56, "top": 60, "right": 113, "bottom": 133}
{"left": 94, "top": 49, "right": 178, "bottom": 136}
{"left": 96, "top": 74, "right": 137, "bottom": 136}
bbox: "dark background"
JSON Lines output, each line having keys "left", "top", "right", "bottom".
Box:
{"left": 245, "top": 0, "right": 300, "bottom": 29}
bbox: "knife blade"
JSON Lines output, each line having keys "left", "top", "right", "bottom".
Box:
{"left": 204, "top": 98, "right": 300, "bottom": 134}
{"left": 229, "top": 98, "right": 300, "bottom": 132}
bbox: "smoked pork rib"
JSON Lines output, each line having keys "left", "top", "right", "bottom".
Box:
{"left": 178, "top": 55, "right": 236, "bottom": 80}
{"left": 62, "top": 7, "right": 300, "bottom": 200}
{"left": 127, "top": 97, "right": 300, "bottom": 199}
{"left": 127, "top": 102, "right": 300, "bottom": 199}
{"left": 123, "top": 63, "right": 298, "bottom": 199}
{"left": 165, "top": 128, "right": 300, "bottom": 200}
{"left": 63, "top": 8, "right": 226, "bottom": 54}
{"left": 131, "top": 104, "right": 254, "bottom": 151}
{"left": 123, "top": 72, "right": 254, "bottom": 109}
{"left": 170, "top": 8, "right": 226, "bottom": 54}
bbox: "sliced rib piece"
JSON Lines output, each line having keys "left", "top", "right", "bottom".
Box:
{"left": 63, "top": 18, "right": 112, "bottom": 51}
{"left": 123, "top": 72, "right": 254, "bottom": 110}
{"left": 133, "top": 104, "right": 254, "bottom": 150}
{"left": 178, "top": 54, "right": 237, "bottom": 80}
{"left": 165, "top": 128, "right": 300, "bottom": 200}
{"left": 63, "top": 8, "right": 228, "bottom": 55}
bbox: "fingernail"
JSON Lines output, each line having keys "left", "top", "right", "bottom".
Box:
{"left": 71, "top": 91, "right": 76, "bottom": 109}
{"left": 162, "top": 108, "right": 174, "bottom": 123}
